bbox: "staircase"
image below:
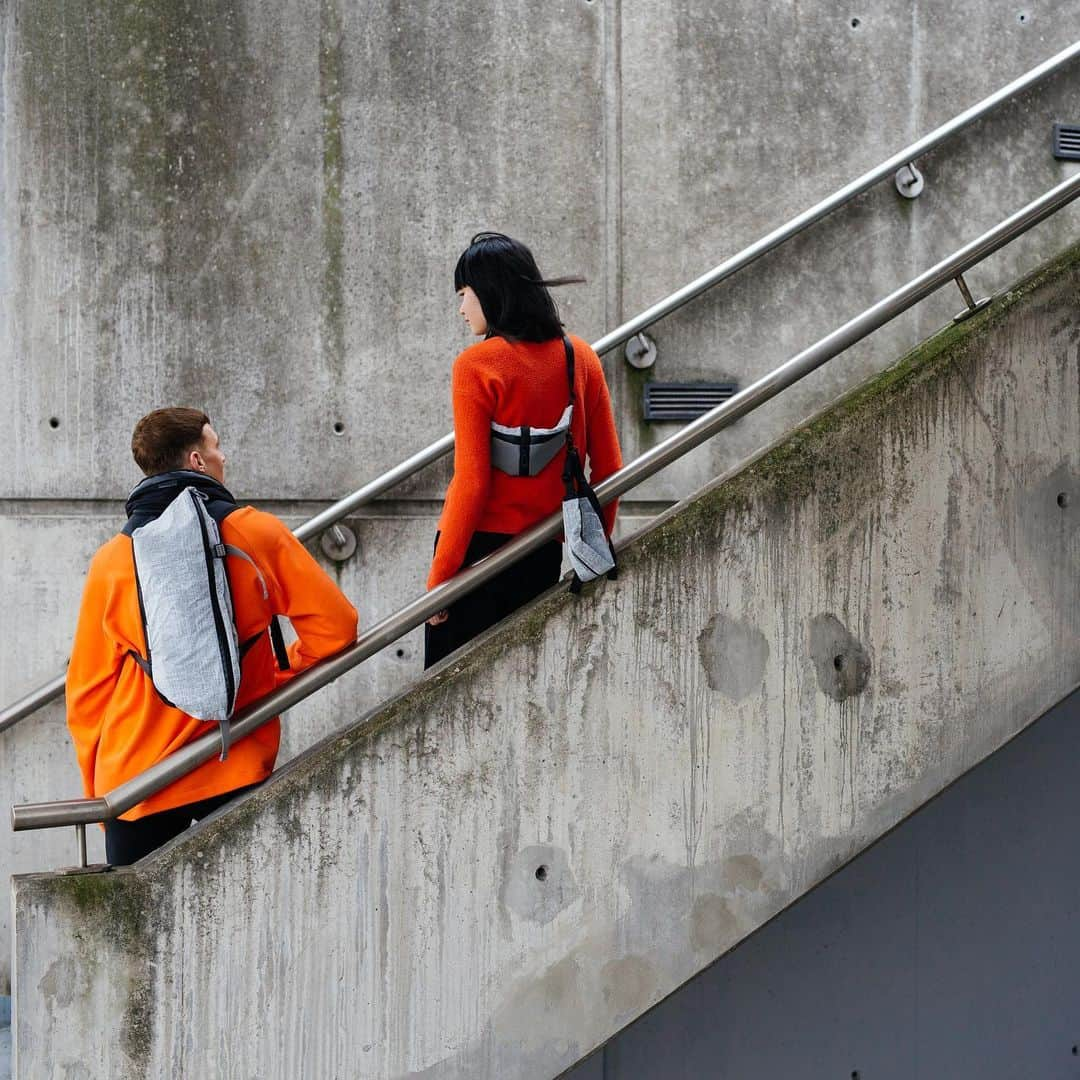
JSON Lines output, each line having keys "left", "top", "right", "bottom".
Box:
{"left": 11, "top": 241, "right": 1080, "bottom": 1078}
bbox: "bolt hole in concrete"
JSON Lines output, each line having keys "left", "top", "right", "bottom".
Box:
{"left": 333, "top": 421, "right": 345, "bottom": 435}
{"left": 850, "top": 16, "right": 860, "bottom": 28}
{"left": 535, "top": 865, "right": 548, "bottom": 882}
{"left": 1018, "top": 11, "right": 1028, "bottom": 22}
{"left": 834, "top": 654, "right": 844, "bottom": 670}
{"left": 1057, "top": 492, "right": 1070, "bottom": 508}
{"left": 48, "top": 416, "right": 60, "bottom": 429}
{"left": 395, "top": 648, "right": 405, "bottom": 658}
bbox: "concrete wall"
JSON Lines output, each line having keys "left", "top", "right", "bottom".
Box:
{"left": 12, "top": 242, "right": 1080, "bottom": 1078}
{"left": 4, "top": 0, "right": 1080, "bottom": 990}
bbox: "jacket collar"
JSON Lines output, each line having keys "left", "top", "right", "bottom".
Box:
{"left": 123, "top": 470, "right": 237, "bottom": 533}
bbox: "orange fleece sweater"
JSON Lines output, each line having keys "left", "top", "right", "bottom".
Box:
{"left": 428, "top": 334, "right": 623, "bottom": 589}
{"left": 66, "top": 506, "right": 358, "bottom": 820}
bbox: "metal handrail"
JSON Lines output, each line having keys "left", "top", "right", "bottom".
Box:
{"left": 3, "top": 39, "right": 1078, "bottom": 734}
{"left": 14, "top": 169, "right": 1080, "bottom": 839}
{"left": 0, "top": 672, "right": 66, "bottom": 735}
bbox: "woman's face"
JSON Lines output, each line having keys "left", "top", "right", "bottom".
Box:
{"left": 457, "top": 286, "right": 488, "bottom": 337}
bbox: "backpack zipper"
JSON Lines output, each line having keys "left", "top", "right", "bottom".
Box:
{"left": 193, "top": 491, "right": 237, "bottom": 714}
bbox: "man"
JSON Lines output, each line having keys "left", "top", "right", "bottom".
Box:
{"left": 66, "top": 407, "right": 358, "bottom": 865}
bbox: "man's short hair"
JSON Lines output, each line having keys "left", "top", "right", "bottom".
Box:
{"left": 131, "top": 407, "right": 211, "bottom": 476}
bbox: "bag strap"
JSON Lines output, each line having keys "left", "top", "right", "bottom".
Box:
{"left": 268, "top": 616, "right": 291, "bottom": 671}
{"left": 563, "top": 335, "right": 576, "bottom": 407}
{"left": 219, "top": 544, "right": 269, "bottom": 600}
{"left": 562, "top": 336, "right": 584, "bottom": 498}
{"left": 222, "top": 546, "right": 290, "bottom": 671}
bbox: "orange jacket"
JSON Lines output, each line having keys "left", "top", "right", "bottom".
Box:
{"left": 428, "top": 334, "right": 623, "bottom": 588}
{"left": 66, "top": 505, "right": 358, "bottom": 820}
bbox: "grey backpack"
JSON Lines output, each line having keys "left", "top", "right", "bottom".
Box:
{"left": 558, "top": 337, "right": 617, "bottom": 591}
{"left": 127, "top": 483, "right": 281, "bottom": 759}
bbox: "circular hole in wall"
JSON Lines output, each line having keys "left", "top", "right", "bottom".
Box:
{"left": 395, "top": 648, "right": 405, "bottom": 658}
{"left": 535, "top": 865, "right": 549, "bottom": 882}
{"left": 1058, "top": 492, "right": 1070, "bottom": 508}
{"left": 1017, "top": 11, "right": 1028, "bottom": 22}
{"left": 833, "top": 654, "right": 844, "bottom": 671}
{"left": 48, "top": 416, "right": 60, "bottom": 429}
{"left": 332, "top": 421, "right": 345, "bottom": 436}
{"left": 850, "top": 16, "right": 861, "bottom": 28}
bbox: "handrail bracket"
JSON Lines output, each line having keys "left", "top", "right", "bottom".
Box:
{"left": 952, "top": 273, "right": 993, "bottom": 322}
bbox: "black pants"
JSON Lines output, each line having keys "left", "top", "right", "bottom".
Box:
{"left": 424, "top": 530, "right": 562, "bottom": 669}
{"left": 104, "top": 782, "right": 263, "bottom": 866}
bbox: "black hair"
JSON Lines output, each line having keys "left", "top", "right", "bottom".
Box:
{"left": 453, "top": 232, "right": 584, "bottom": 343}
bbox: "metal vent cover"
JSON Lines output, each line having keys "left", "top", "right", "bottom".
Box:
{"left": 643, "top": 381, "right": 739, "bottom": 421}
{"left": 1053, "top": 123, "right": 1080, "bottom": 161}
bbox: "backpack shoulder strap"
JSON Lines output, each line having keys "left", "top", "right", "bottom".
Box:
{"left": 221, "top": 544, "right": 269, "bottom": 600}
{"left": 563, "top": 336, "right": 575, "bottom": 406}
{"left": 268, "top": 617, "right": 291, "bottom": 670}
{"left": 221, "top": 533, "right": 291, "bottom": 671}
{"left": 204, "top": 498, "right": 239, "bottom": 527}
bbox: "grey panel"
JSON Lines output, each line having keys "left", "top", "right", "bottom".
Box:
{"left": 565, "top": 686, "right": 1080, "bottom": 1079}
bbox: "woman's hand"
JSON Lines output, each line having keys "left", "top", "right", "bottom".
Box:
{"left": 427, "top": 610, "right": 449, "bottom": 627}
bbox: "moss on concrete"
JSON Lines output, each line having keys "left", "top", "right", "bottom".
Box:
{"left": 319, "top": 0, "right": 347, "bottom": 379}
{"left": 50, "top": 869, "right": 151, "bottom": 939}
{"left": 24, "top": 868, "right": 159, "bottom": 1066}
{"left": 626, "top": 235, "right": 1080, "bottom": 564}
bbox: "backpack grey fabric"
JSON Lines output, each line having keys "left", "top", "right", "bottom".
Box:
{"left": 490, "top": 404, "right": 573, "bottom": 477}
{"left": 562, "top": 495, "right": 616, "bottom": 582}
{"left": 131, "top": 486, "right": 266, "bottom": 760}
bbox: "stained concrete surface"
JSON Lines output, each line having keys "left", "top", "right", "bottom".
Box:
{"left": 4, "top": 0, "right": 1080, "bottom": 1000}
{"left": 696, "top": 612, "right": 770, "bottom": 701}
{"left": 11, "top": 240, "right": 1080, "bottom": 1077}
{"left": 807, "top": 613, "right": 872, "bottom": 702}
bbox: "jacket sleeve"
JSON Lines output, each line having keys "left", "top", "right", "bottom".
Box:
{"left": 427, "top": 352, "right": 492, "bottom": 589}
{"left": 252, "top": 515, "right": 359, "bottom": 677}
{"left": 584, "top": 349, "right": 623, "bottom": 535}
{"left": 66, "top": 553, "right": 126, "bottom": 799}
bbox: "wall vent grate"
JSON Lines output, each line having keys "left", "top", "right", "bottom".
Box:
{"left": 1052, "top": 123, "right": 1080, "bottom": 161}
{"left": 643, "top": 381, "right": 739, "bottom": 421}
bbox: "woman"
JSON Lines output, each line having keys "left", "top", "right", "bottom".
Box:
{"left": 425, "top": 232, "right": 623, "bottom": 668}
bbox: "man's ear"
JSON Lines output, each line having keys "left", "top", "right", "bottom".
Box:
{"left": 186, "top": 448, "right": 205, "bottom": 473}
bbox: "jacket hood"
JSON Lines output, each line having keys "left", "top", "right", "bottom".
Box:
{"left": 123, "top": 471, "right": 237, "bottom": 534}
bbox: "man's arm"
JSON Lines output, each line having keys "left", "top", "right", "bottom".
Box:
{"left": 66, "top": 551, "right": 126, "bottom": 798}
{"left": 247, "top": 514, "right": 359, "bottom": 676}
